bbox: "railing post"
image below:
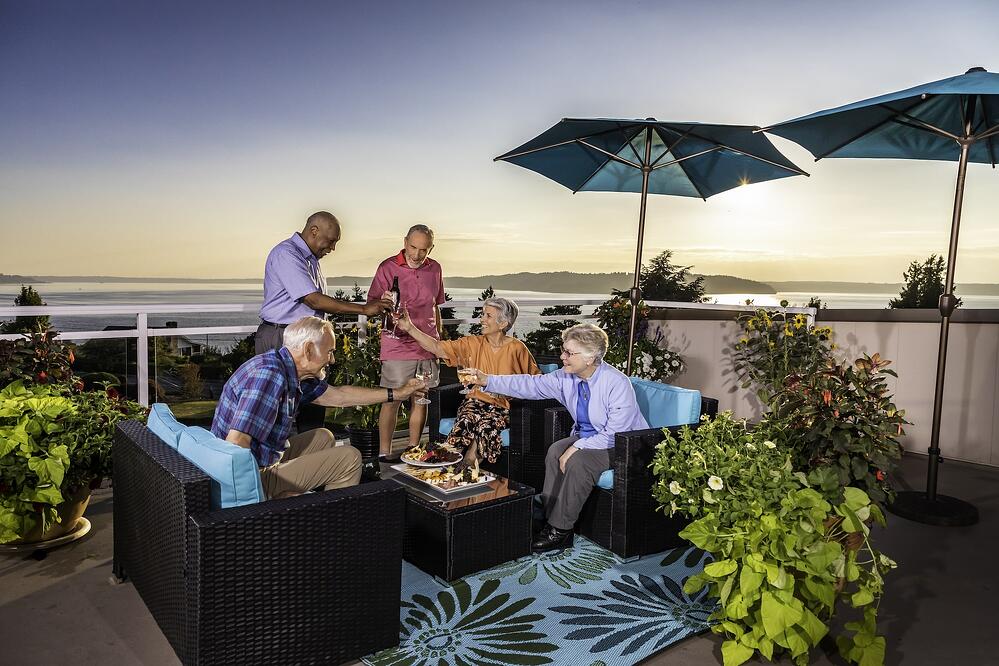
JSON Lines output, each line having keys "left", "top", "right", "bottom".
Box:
{"left": 137, "top": 313, "right": 149, "bottom": 406}
{"left": 358, "top": 314, "right": 367, "bottom": 343}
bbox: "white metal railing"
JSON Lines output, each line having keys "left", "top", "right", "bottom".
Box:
{"left": 0, "top": 299, "right": 815, "bottom": 406}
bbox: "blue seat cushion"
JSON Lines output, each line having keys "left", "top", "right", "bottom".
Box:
{"left": 177, "top": 426, "right": 265, "bottom": 509}
{"left": 596, "top": 469, "right": 614, "bottom": 490}
{"left": 629, "top": 378, "right": 701, "bottom": 428}
{"left": 146, "top": 403, "right": 186, "bottom": 449}
{"left": 438, "top": 417, "right": 509, "bottom": 447}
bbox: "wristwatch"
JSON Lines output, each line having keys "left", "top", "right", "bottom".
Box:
{"left": 386, "top": 387, "right": 395, "bottom": 403}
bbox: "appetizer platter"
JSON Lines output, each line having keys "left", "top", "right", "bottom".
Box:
{"left": 391, "top": 462, "right": 495, "bottom": 495}
{"left": 399, "top": 442, "right": 463, "bottom": 468}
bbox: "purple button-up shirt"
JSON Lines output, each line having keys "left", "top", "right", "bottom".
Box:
{"left": 211, "top": 347, "right": 328, "bottom": 467}
{"left": 485, "top": 362, "right": 649, "bottom": 450}
{"left": 260, "top": 233, "right": 327, "bottom": 324}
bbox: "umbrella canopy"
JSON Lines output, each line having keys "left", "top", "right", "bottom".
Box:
{"left": 496, "top": 118, "right": 806, "bottom": 372}
{"left": 764, "top": 67, "right": 998, "bottom": 527}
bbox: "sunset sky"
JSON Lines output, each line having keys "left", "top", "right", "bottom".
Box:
{"left": 2, "top": 0, "right": 999, "bottom": 283}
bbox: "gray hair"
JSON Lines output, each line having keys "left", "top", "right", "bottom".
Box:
{"left": 562, "top": 323, "right": 608, "bottom": 362}
{"left": 282, "top": 316, "right": 336, "bottom": 353}
{"left": 483, "top": 297, "right": 519, "bottom": 332}
{"left": 406, "top": 224, "right": 435, "bottom": 242}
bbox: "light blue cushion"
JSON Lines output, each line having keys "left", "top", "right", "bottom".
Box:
{"left": 438, "top": 417, "right": 509, "bottom": 447}
{"left": 147, "top": 403, "right": 186, "bottom": 449}
{"left": 176, "top": 426, "right": 265, "bottom": 509}
{"left": 629, "top": 378, "right": 701, "bottom": 428}
{"left": 596, "top": 469, "right": 614, "bottom": 490}
{"left": 539, "top": 363, "right": 559, "bottom": 374}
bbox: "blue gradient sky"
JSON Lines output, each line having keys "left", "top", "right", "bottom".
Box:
{"left": 2, "top": 0, "right": 998, "bottom": 282}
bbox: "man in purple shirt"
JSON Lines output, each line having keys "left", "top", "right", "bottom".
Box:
{"left": 213, "top": 316, "right": 426, "bottom": 498}
{"left": 258, "top": 211, "right": 394, "bottom": 430}
{"left": 468, "top": 323, "right": 648, "bottom": 552}
{"left": 368, "top": 224, "right": 445, "bottom": 460}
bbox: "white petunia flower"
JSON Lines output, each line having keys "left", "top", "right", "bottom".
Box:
{"left": 764, "top": 440, "right": 777, "bottom": 449}
{"left": 707, "top": 475, "right": 724, "bottom": 491}
{"left": 746, "top": 443, "right": 757, "bottom": 451}
{"left": 669, "top": 481, "right": 683, "bottom": 495}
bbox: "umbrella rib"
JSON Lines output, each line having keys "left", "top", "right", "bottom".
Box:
{"left": 494, "top": 121, "right": 648, "bottom": 161}
{"left": 804, "top": 98, "right": 931, "bottom": 159}
{"left": 974, "top": 96, "right": 998, "bottom": 167}
{"left": 575, "top": 139, "right": 642, "bottom": 169}
{"left": 649, "top": 126, "right": 695, "bottom": 168}
{"left": 651, "top": 143, "right": 808, "bottom": 177}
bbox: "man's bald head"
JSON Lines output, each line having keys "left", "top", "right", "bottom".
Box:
{"left": 301, "top": 211, "right": 341, "bottom": 258}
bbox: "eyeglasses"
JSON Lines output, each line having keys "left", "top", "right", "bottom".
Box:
{"left": 560, "top": 347, "right": 585, "bottom": 357}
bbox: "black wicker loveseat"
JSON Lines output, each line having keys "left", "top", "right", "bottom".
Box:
{"left": 112, "top": 420, "right": 405, "bottom": 665}
{"left": 546, "top": 396, "right": 719, "bottom": 559}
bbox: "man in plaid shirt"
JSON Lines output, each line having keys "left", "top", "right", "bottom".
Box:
{"left": 213, "top": 316, "right": 426, "bottom": 498}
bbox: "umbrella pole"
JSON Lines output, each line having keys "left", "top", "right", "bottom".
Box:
{"left": 889, "top": 137, "right": 979, "bottom": 526}
{"left": 626, "top": 130, "right": 654, "bottom": 375}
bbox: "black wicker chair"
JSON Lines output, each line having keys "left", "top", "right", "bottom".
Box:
{"left": 544, "top": 396, "right": 719, "bottom": 559}
{"left": 112, "top": 420, "right": 405, "bottom": 666}
{"left": 427, "top": 382, "right": 559, "bottom": 492}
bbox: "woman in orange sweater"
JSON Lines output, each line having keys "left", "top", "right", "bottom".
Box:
{"left": 395, "top": 297, "right": 540, "bottom": 468}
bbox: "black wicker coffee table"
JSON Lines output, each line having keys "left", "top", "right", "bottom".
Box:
{"left": 388, "top": 469, "right": 534, "bottom": 583}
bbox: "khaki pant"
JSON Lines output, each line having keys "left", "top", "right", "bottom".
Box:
{"left": 260, "top": 428, "right": 362, "bottom": 498}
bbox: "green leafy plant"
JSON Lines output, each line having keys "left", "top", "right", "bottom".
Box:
{"left": 523, "top": 303, "right": 581, "bottom": 357}
{"left": 0, "top": 327, "right": 77, "bottom": 388}
{"left": 593, "top": 295, "right": 685, "bottom": 381}
{"left": 889, "top": 254, "right": 959, "bottom": 309}
{"left": 0, "top": 380, "right": 146, "bottom": 542}
{"left": 732, "top": 303, "right": 834, "bottom": 405}
{"left": 766, "top": 353, "right": 908, "bottom": 505}
{"left": 327, "top": 321, "right": 383, "bottom": 429}
{"left": 652, "top": 413, "right": 895, "bottom": 666}
{"left": 0, "top": 285, "right": 51, "bottom": 333}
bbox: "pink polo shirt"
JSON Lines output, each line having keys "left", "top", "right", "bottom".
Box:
{"left": 368, "top": 251, "right": 445, "bottom": 360}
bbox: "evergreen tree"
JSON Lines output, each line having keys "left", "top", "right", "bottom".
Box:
{"left": 0, "top": 285, "right": 50, "bottom": 333}
{"left": 468, "top": 286, "right": 495, "bottom": 336}
{"left": 614, "top": 250, "right": 705, "bottom": 303}
{"left": 524, "top": 304, "right": 580, "bottom": 357}
{"left": 438, "top": 291, "right": 460, "bottom": 340}
{"left": 889, "top": 254, "right": 958, "bottom": 309}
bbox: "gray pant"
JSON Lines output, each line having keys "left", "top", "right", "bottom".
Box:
{"left": 543, "top": 435, "right": 612, "bottom": 530}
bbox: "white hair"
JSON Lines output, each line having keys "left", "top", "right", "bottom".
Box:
{"left": 483, "top": 297, "right": 519, "bottom": 332}
{"left": 562, "top": 323, "right": 608, "bottom": 362}
{"left": 282, "top": 316, "right": 335, "bottom": 352}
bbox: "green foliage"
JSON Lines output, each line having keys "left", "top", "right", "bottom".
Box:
{"left": 327, "top": 321, "right": 383, "bottom": 428}
{"left": 652, "top": 413, "right": 895, "bottom": 666}
{"left": 177, "top": 363, "right": 204, "bottom": 399}
{"left": 0, "top": 327, "right": 77, "bottom": 389}
{"left": 222, "top": 333, "right": 256, "bottom": 372}
{"left": 732, "top": 304, "right": 834, "bottom": 405}
{"left": 765, "top": 354, "right": 908, "bottom": 505}
{"left": 329, "top": 282, "right": 367, "bottom": 324}
{"left": 468, "top": 286, "right": 495, "bottom": 336}
{"left": 439, "top": 291, "right": 461, "bottom": 341}
{"left": 0, "top": 380, "right": 146, "bottom": 543}
{"left": 0, "top": 285, "right": 51, "bottom": 333}
{"left": 523, "top": 304, "right": 581, "bottom": 357}
{"left": 619, "top": 250, "right": 705, "bottom": 302}
{"left": 888, "top": 254, "right": 956, "bottom": 309}
{"left": 593, "top": 296, "right": 684, "bottom": 381}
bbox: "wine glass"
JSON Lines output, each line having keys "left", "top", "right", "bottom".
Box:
{"left": 414, "top": 358, "right": 432, "bottom": 405}
{"left": 384, "top": 299, "right": 403, "bottom": 339}
{"left": 457, "top": 354, "right": 477, "bottom": 395}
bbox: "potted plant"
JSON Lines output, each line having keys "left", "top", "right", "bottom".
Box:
{"left": 593, "top": 295, "right": 685, "bottom": 380}
{"left": 327, "top": 321, "right": 387, "bottom": 472}
{"left": 0, "top": 380, "right": 146, "bottom": 544}
{"left": 651, "top": 413, "right": 896, "bottom": 666}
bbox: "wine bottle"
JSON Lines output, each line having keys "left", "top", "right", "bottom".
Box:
{"left": 384, "top": 276, "right": 402, "bottom": 330}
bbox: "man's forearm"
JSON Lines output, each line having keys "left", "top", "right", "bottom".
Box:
{"left": 314, "top": 385, "right": 392, "bottom": 408}
{"left": 303, "top": 292, "right": 367, "bottom": 315}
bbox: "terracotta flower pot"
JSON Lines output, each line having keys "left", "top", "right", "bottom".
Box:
{"left": 14, "top": 486, "right": 92, "bottom": 544}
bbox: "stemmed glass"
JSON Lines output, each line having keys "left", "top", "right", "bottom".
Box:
{"left": 384, "top": 300, "right": 404, "bottom": 339}
{"left": 414, "top": 358, "right": 433, "bottom": 405}
{"left": 457, "top": 354, "right": 477, "bottom": 395}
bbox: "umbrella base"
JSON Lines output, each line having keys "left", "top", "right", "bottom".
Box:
{"left": 888, "top": 490, "right": 979, "bottom": 526}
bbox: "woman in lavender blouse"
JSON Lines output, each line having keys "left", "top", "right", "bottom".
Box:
{"left": 467, "top": 323, "right": 648, "bottom": 553}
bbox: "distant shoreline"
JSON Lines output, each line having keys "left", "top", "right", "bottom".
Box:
{"left": 3, "top": 273, "right": 999, "bottom": 296}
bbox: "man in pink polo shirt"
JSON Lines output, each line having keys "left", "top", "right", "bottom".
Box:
{"left": 368, "top": 224, "right": 446, "bottom": 459}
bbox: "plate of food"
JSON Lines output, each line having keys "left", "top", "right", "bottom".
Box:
{"left": 399, "top": 442, "right": 463, "bottom": 468}
{"left": 392, "top": 463, "right": 495, "bottom": 494}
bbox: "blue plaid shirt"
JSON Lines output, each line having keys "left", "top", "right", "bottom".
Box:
{"left": 211, "top": 347, "right": 328, "bottom": 467}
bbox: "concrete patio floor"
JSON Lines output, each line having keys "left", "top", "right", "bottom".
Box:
{"left": 1, "top": 452, "right": 995, "bottom": 666}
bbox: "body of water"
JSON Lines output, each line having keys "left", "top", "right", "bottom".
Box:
{"left": 2, "top": 282, "right": 997, "bottom": 344}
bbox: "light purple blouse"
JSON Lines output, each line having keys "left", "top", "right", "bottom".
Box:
{"left": 485, "top": 362, "right": 649, "bottom": 450}
{"left": 259, "top": 233, "right": 327, "bottom": 324}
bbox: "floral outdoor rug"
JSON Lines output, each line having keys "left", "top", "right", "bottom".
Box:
{"left": 363, "top": 538, "right": 715, "bottom": 666}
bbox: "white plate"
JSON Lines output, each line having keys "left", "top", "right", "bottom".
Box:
{"left": 399, "top": 450, "right": 462, "bottom": 468}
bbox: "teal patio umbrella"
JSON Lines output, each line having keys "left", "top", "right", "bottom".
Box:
{"left": 495, "top": 118, "right": 807, "bottom": 373}
{"left": 764, "top": 66, "right": 999, "bottom": 527}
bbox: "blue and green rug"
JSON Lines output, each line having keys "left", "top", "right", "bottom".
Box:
{"left": 363, "top": 538, "right": 715, "bottom": 666}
